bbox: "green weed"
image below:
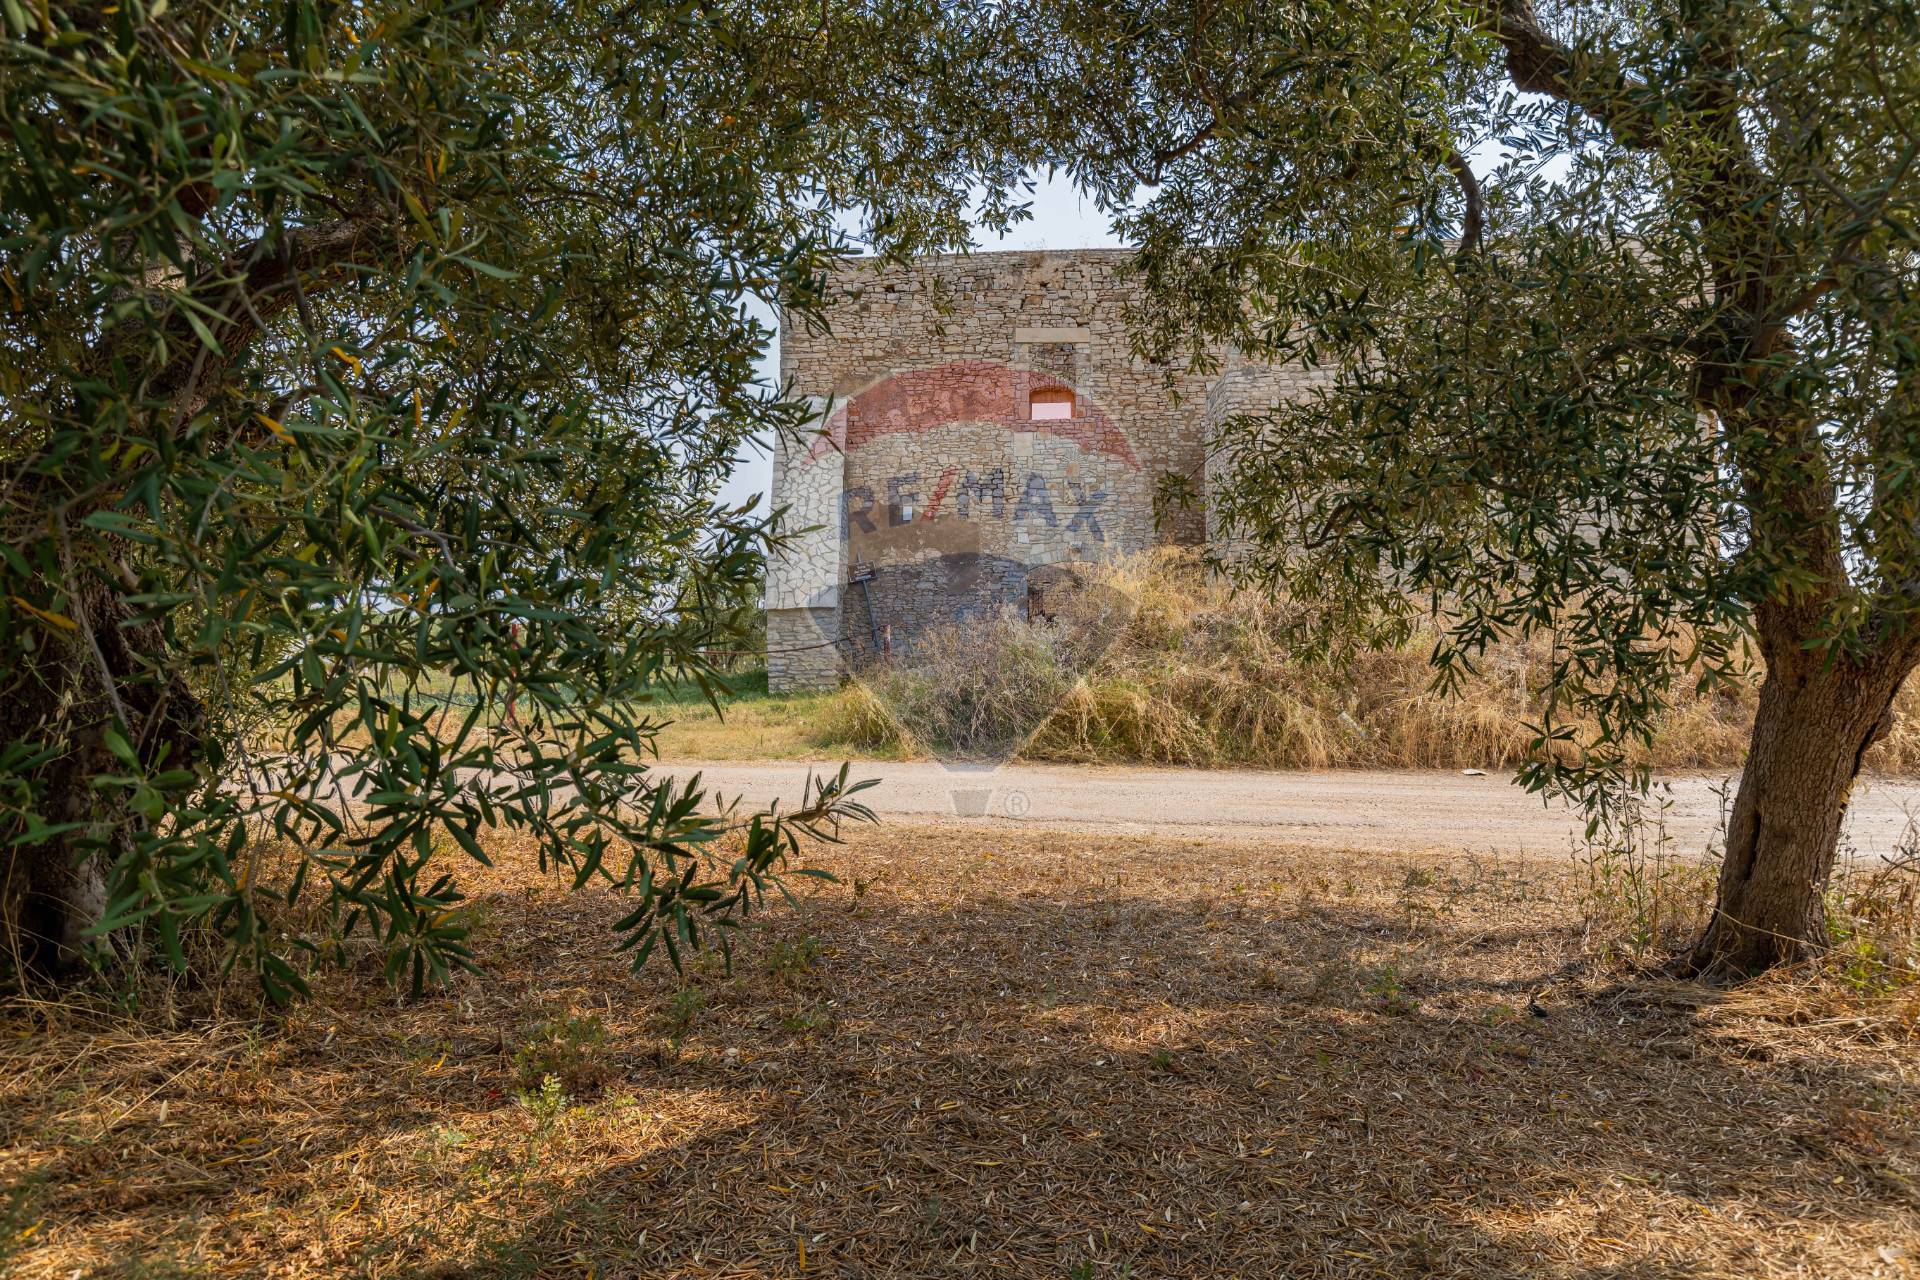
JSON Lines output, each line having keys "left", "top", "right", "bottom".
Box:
{"left": 512, "top": 1014, "right": 610, "bottom": 1095}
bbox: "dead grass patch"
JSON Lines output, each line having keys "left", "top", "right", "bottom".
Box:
{"left": 812, "top": 550, "right": 1920, "bottom": 775}
{"left": 3, "top": 827, "right": 1917, "bottom": 1278}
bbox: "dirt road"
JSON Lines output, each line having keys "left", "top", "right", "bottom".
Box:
{"left": 658, "top": 759, "right": 1920, "bottom": 860}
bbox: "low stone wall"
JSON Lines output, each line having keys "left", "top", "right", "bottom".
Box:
{"left": 765, "top": 607, "right": 842, "bottom": 691}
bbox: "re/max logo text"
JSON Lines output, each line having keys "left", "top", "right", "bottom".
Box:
{"left": 842, "top": 468, "right": 1108, "bottom": 541}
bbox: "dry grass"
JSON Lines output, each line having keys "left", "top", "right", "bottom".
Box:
{"left": 313, "top": 670, "right": 884, "bottom": 764}
{"left": 6, "top": 826, "right": 1918, "bottom": 1279}
{"left": 811, "top": 551, "right": 1920, "bottom": 774}
{"left": 642, "top": 673, "right": 909, "bottom": 762}
{"left": 850, "top": 595, "right": 1129, "bottom": 765}
{"left": 324, "top": 555, "right": 1920, "bottom": 776}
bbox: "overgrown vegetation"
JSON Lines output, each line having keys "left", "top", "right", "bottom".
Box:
{"left": 850, "top": 595, "right": 1131, "bottom": 764}
{"left": 13, "top": 0, "right": 1912, "bottom": 997}
{"left": 808, "top": 552, "right": 1920, "bottom": 774}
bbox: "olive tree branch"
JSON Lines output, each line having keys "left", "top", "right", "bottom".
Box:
{"left": 1481, "top": 0, "right": 1663, "bottom": 152}
{"left": 1444, "top": 148, "right": 1484, "bottom": 257}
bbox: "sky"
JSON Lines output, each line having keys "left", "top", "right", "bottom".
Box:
{"left": 712, "top": 172, "right": 1127, "bottom": 514}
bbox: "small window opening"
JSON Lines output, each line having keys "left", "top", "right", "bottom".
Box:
{"left": 1028, "top": 387, "right": 1075, "bottom": 420}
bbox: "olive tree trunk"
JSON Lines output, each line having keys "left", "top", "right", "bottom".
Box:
{"left": 2, "top": 572, "right": 203, "bottom": 978}
{"left": 4, "top": 639, "right": 117, "bottom": 977}
{"left": 1685, "top": 643, "right": 1912, "bottom": 975}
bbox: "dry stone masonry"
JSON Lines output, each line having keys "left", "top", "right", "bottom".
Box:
{"left": 765, "top": 249, "right": 1316, "bottom": 691}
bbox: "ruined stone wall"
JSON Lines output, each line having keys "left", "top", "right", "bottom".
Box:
{"left": 1199, "top": 358, "right": 1336, "bottom": 560}
{"left": 832, "top": 373, "right": 1159, "bottom": 664}
{"left": 765, "top": 606, "right": 841, "bottom": 690}
{"left": 765, "top": 249, "right": 1309, "bottom": 690}
{"left": 762, "top": 398, "right": 845, "bottom": 690}
{"left": 783, "top": 249, "right": 1211, "bottom": 521}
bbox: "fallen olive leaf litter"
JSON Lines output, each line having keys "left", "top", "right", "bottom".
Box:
{"left": 3, "top": 823, "right": 1916, "bottom": 1278}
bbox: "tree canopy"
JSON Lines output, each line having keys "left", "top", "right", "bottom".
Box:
{"left": 0, "top": 0, "right": 1025, "bottom": 997}
{"left": 1016, "top": 0, "right": 1920, "bottom": 970}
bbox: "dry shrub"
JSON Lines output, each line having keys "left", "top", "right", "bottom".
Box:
{"left": 1576, "top": 790, "right": 1920, "bottom": 996}
{"left": 1826, "top": 848, "right": 1920, "bottom": 993}
{"left": 839, "top": 587, "right": 1132, "bottom": 764}
{"left": 814, "top": 549, "right": 1920, "bottom": 773}
{"left": 854, "top": 612, "right": 1080, "bottom": 762}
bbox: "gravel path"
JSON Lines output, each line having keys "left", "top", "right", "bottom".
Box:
{"left": 657, "top": 758, "right": 1920, "bottom": 860}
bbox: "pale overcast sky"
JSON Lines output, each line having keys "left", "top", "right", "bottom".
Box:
{"left": 713, "top": 171, "right": 1126, "bottom": 513}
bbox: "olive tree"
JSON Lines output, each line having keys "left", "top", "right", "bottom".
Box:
{"left": 0, "top": 0, "right": 1015, "bottom": 995}
{"left": 1016, "top": 0, "right": 1920, "bottom": 973}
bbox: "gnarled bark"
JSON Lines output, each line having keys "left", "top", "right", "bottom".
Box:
{"left": 1683, "top": 646, "right": 1912, "bottom": 976}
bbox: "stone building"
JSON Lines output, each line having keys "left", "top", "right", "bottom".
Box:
{"left": 764, "top": 248, "right": 1321, "bottom": 691}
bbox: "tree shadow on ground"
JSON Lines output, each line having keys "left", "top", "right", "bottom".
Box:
{"left": 418, "top": 839, "right": 1914, "bottom": 1280}
{"left": 7, "top": 829, "right": 1915, "bottom": 1279}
